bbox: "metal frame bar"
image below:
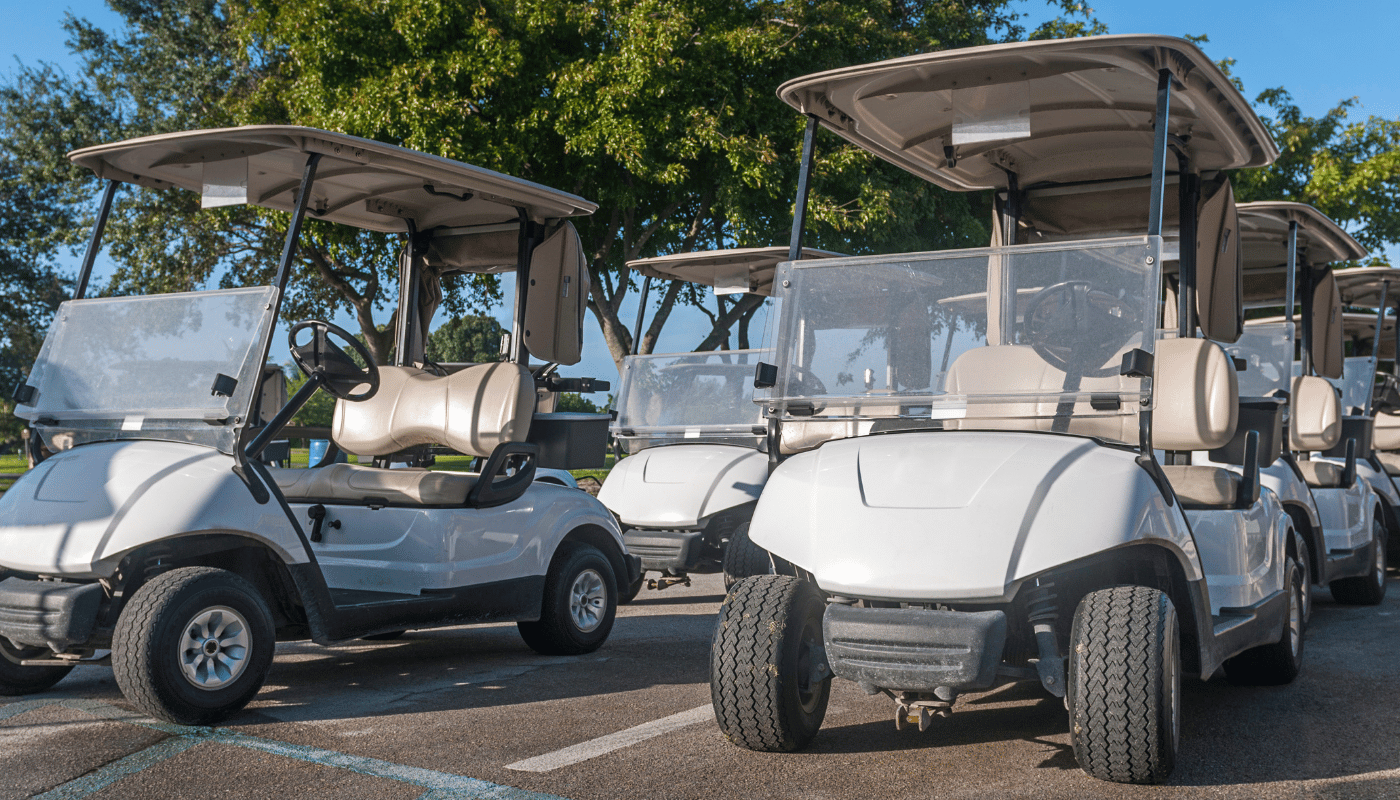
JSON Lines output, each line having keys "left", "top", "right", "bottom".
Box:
{"left": 509, "top": 209, "right": 540, "bottom": 364}
{"left": 394, "top": 219, "right": 421, "bottom": 366}
{"left": 786, "top": 116, "right": 819, "bottom": 263}
{"left": 272, "top": 154, "right": 322, "bottom": 294}
{"left": 1366, "top": 280, "right": 1391, "bottom": 416}
{"left": 630, "top": 274, "right": 652, "bottom": 356}
{"left": 1146, "top": 70, "right": 1172, "bottom": 240}
{"left": 73, "top": 180, "right": 119, "bottom": 301}
{"left": 1301, "top": 262, "right": 1315, "bottom": 376}
{"left": 1284, "top": 221, "right": 1298, "bottom": 325}
{"left": 1174, "top": 157, "right": 1199, "bottom": 338}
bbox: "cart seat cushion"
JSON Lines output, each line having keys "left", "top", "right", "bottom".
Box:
{"left": 1160, "top": 465, "right": 1240, "bottom": 508}
{"left": 1295, "top": 460, "right": 1344, "bottom": 489}
{"left": 333, "top": 363, "right": 534, "bottom": 458}
{"left": 1289, "top": 375, "right": 1341, "bottom": 452}
{"left": 267, "top": 463, "right": 478, "bottom": 505}
{"left": 1373, "top": 412, "right": 1400, "bottom": 451}
{"left": 1378, "top": 451, "right": 1400, "bottom": 477}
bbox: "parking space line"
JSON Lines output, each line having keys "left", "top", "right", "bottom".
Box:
{"left": 31, "top": 737, "right": 201, "bottom": 799}
{"left": 505, "top": 704, "right": 714, "bottom": 773}
{"left": 13, "top": 699, "right": 571, "bottom": 800}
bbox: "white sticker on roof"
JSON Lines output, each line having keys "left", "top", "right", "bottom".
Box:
{"left": 948, "top": 82, "right": 1032, "bottom": 146}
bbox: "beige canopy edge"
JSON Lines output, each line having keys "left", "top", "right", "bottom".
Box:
{"left": 777, "top": 34, "right": 1277, "bottom": 193}
{"left": 69, "top": 125, "right": 598, "bottom": 234}
{"left": 625, "top": 246, "right": 845, "bottom": 296}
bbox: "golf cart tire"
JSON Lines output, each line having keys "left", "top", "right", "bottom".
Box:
{"left": 0, "top": 638, "right": 74, "bottom": 696}
{"left": 112, "top": 567, "right": 275, "bottom": 726}
{"left": 1223, "top": 558, "right": 1305, "bottom": 686}
{"left": 711, "top": 575, "right": 830, "bottom": 753}
{"left": 722, "top": 523, "right": 772, "bottom": 590}
{"left": 1068, "top": 585, "right": 1180, "bottom": 785}
{"left": 518, "top": 542, "right": 617, "bottom": 655}
{"left": 1330, "top": 518, "right": 1388, "bottom": 606}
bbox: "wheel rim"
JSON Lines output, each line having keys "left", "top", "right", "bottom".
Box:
{"left": 569, "top": 569, "right": 608, "bottom": 633}
{"left": 178, "top": 606, "right": 251, "bottom": 690}
{"left": 1376, "top": 536, "right": 1387, "bottom": 589}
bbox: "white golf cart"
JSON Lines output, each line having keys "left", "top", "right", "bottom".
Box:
{"left": 0, "top": 126, "right": 637, "bottom": 725}
{"left": 598, "top": 247, "right": 839, "bottom": 599}
{"left": 1204, "top": 202, "right": 1386, "bottom": 608}
{"left": 711, "top": 35, "right": 1306, "bottom": 785}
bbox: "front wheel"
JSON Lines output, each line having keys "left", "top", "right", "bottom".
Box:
{"left": 0, "top": 638, "right": 74, "bottom": 696}
{"left": 1224, "top": 556, "right": 1305, "bottom": 685}
{"left": 722, "top": 523, "right": 774, "bottom": 590}
{"left": 1068, "top": 586, "right": 1180, "bottom": 785}
{"left": 711, "top": 575, "right": 830, "bottom": 752}
{"left": 1331, "top": 517, "right": 1388, "bottom": 605}
{"left": 111, "top": 567, "right": 275, "bottom": 726}
{"left": 518, "top": 542, "right": 618, "bottom": 655}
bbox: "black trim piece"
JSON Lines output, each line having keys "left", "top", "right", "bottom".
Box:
{"left": 74, "top": 179, "right": 119, "bottom": 301}
{"left": 468, "top": 442, "right": 539, "bottom": 508}
{"left": 1206, "top": 587, "right": 1289, "bottom": 673}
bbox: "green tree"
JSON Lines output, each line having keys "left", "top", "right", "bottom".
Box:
{"left": 557, "top": 393, "right": 600, "bottom": 413}
{"left": 424, "top": 315, "right": 504, "bottom": 364}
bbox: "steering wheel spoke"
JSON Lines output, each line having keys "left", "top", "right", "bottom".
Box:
{"left": 289, "top": 320, "right": 381, "bottom": 402}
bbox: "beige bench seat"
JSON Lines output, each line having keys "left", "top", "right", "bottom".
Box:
{"left": 268, "top": 463, "right": 479, "bottom": 505}
{"left": 1161, "top": 465, "right": 1240, "bottom": 507}
{"left": 1294, "top": 460, "right": 1344, "bottom": 488}
{"left": 1377, "top": 451, "right": 1400, "bottom": 477}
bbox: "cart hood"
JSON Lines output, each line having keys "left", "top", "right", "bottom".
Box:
{"left": 0, "top": 440, "right": 307, "bottom": 577}
{"left": 749, "top": 430, "right": 1198, "bottom": 600}
{"left": 597, "top": 444, "right": 768, "bottom": 528}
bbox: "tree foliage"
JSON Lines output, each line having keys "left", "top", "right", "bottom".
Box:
{"left": 424, "top": 315, "right": 504, "bottom": 364}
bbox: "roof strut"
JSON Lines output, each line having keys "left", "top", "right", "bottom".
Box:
{"left": 1366, "top": 280, "right": 1390, "bottom": 416}
{"left": 1284, "top": 221, "right": 1298, "bottom": 325}
{"left": 630, "top": 274, "right": 652, "bottom": 356}
{"left": 272, "top": 153, "right": 322, "bottom": 294}
{"left": 73, "top": 179, "right": 118, "bottom": 301}
{"left": 787, "top": 116, "right": 819, "bottom": 264}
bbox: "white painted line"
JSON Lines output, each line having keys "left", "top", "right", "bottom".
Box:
{"left": 505, "top": 704, "right": 713, "bottom": 773}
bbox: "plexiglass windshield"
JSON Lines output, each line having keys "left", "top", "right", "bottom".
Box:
{"left": 1226, "top": 322, "right": 1294, "bottom": 398}
{"left": 613, "top": 349, "right": 768, "bottom": 445}
{"left": 1335, "top": 356, "right": 1375, "bottom": 414}
{"left": 17, "top": 286, "right": 278, "bottom": 454}
{"left": 761, "top": 237, "right": 1161, "bottom": 432}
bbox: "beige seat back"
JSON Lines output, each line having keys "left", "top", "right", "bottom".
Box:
{"left": 942, "top": 345, "right": 1138, "bottom": 443}
{"left": 1376, "top": 411, "right": 1400, "bottom": 451}
{"left": 332, "top": 363, "right": 535, "bottom": 457}
{"left": 1290, "top": 375, "right": 1342, "bottom": 451}
{"left": 1151, "top": 337, "right": 1238, "bottom": 451}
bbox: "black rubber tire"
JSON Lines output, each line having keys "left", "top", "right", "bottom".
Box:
{"left": 1068, "top": 586, "right": 1180, "bottom": 785}
{"left": 1224, "top": 557, "right": 1305, "bottom": 686}
{"left": 618, "top": 574, "right": 644, "bottom": 605}
{"left": 1294, "top": 530, "right": 1313, "bottom": 623}
{"left": 518, "top": 542, "right": 617, "bottom": 655}
{"left": 711, "top": 575, "right": 830, "bottom": 752}
{"left": 111, "top": 567, "right": 275, "bottom": 726}
{"left": 0, "top": 637, "right": 74, "bottom": 696}
{"left": 361, "top": 630, "right": 406, "bottom": 641}
{"left": 722, "top": 523, "right": 773, "bottom": 590}
{"left": 1331, "top": 517, "right": 1388, "bottom": 605}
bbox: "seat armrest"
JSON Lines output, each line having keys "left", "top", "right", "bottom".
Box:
{"left": 1236, "top": 429, "right": 1261, "bottom": 509}
{"left": 469, "top": 442, "right": 540, "bottom": 509}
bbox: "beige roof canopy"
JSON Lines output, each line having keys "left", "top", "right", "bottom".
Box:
{"left": 778, "top": 34, "right": 1277, "bottom": 192}
{"left": 625, "top": 246, "right": 844, "bottom": 296}
{"left": 69, "top": 126, "right": 597, "bottom": 234}
{"left": 1236, "top": 202, "right": 1368, "bottom": 307}
{"left": 1252, "top": 312, "right": 1397, "bottom": 359}
{"left": 1332, "top": 266, "right": 1400, "bottom": 309}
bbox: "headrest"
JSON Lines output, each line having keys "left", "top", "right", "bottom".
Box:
{"left": 332, "top": 363, "right": 534, "bottom": 457}
{"left": 1308, "top": 268, "right": 1344, "bottom": 380}
{"left": 1289, "top": 375, "right": 1341, "bottom": 451}
{"left": 1196, "top": 179, "right": 1243, "bottom": 343}
{"left": 1152, "top": 337, "right": 1238, "bottom": 451}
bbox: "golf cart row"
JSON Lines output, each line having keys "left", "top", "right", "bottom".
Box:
{"left": 0, "top": 30, "right": 1393, "bottom": 790}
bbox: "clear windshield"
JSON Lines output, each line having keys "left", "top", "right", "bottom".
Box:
{"left": 761, "top": 237, "right": 1161, "bottom": 435}
{"left": 17, "top": 286, "right": 278, "bottom": 454}
{"left": 613, "top": 349, "right": 768, "bottom": 446}
{"left": 1227, "top": 322, "right": 1294, "bottom": 398}
{"left": 1336, "top": 356, "right": 1375, "bottom": 414}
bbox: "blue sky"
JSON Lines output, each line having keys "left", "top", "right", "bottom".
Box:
{"left": 3, "top": 0, "right": 1397, "bottom": 386}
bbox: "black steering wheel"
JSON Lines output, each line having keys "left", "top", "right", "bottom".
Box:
{"left": 1022, "top": 280, "right": 1141, "bottom": 379}
{"left": 289, "top": 320, "right": 380, "bottom": 401}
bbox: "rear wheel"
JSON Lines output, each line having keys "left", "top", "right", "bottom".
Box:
{"left": 1331, "top": 517, "right": 1388, "bottom": 605}
{"left": 1224, "top": 556, "right": 1305, "bottom": 685}
{"left": 722, "top": 523, "right": 774, "bottom": 590}
{"left": 112, "top": 567, "right": 275, "bottom": 726}
{"left": 518, "top": 542, "right": 617, "bottom": 655}
{"left": 1068, "top": 586, "right": 1180, "bottom": 785}
{"left": 711, "top": 575, "right": 830, "bottom": 752}
{"left": 618, "top": 574, "right": 644, "bottom": 605}
{"left": 0, "top": 638, "right": 73, "bottom": 696}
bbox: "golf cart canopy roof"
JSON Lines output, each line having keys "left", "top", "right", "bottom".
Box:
{"left": 626, "top": 247, "right": 844, "bottom": 296}
{"left": 1332, "top": 267, "right": 1400, "bottom": 308}
{"left": 777, "top": 34, "right": 1277, "bottom": 192}
{"left": 1236, "top": 202, "right": 1368, "bottom": 307}
{"left": 68, "top": 125, "right": 597, "bottom": 233}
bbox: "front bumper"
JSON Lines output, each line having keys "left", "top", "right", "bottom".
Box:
{"left": 622, "top": 529, "right": 705, "bottom": 572}
{"left": 822, "top": 604, "right": 1007, "bottom": 693}
{"left": 0, "top": 578, "right": 105, "bottom": 652}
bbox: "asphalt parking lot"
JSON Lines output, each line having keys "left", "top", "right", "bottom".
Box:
{"left": 5, "top": 572, "right": 1400, "bottom": 800}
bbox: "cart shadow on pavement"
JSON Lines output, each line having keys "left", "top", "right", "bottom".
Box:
{"left": 626, "top": 591, "right": 727, "bottom": 606}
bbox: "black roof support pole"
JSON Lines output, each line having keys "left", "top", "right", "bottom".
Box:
{"left": 1284, "top": 221, "right": 1298, "bottom": 325}
{"left": 73, "top": 179, "right": 118, "bottom": 301}
{"left": 509, "top": 208, "right": 540, "bottom": 365}
{"left": 630, "top": 274, "right": 652, "bottom": 356}
{"left": 787, "top": 115, "right": 819, "bottom": 263}
{"left": 1146, "top": 69, "right": 1172, "bottom": 242}
{"left": 1301, "top": 262, "right": 1315, "bottom": 376}
{"left": 394, "top": 218, "right": 421, "bottom": 366}
{"left": 1175, "top": 154, "right": 1199, "bottom": 337}
{"left": 272, "top": 153, "right": 322, "bottom": 295}
{"left": 1366, "top": 280, "right": 1390, "bottom": 417}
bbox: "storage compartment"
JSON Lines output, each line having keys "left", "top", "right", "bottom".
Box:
{"left": 527, "top": 412, "right": 609, "bottom": 469}
{"left": 1321, "top": 415, "right": 1374, "bottom": 459}
{"left": 1210, "top": 396, "right": 1283, "bottom": 467}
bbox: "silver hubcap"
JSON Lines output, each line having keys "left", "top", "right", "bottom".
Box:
{"left": 179, "top": 606, "right": 251, "bottom": 690}
{"left": 569, "top": 569, "right": 608, "bottom": 633}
